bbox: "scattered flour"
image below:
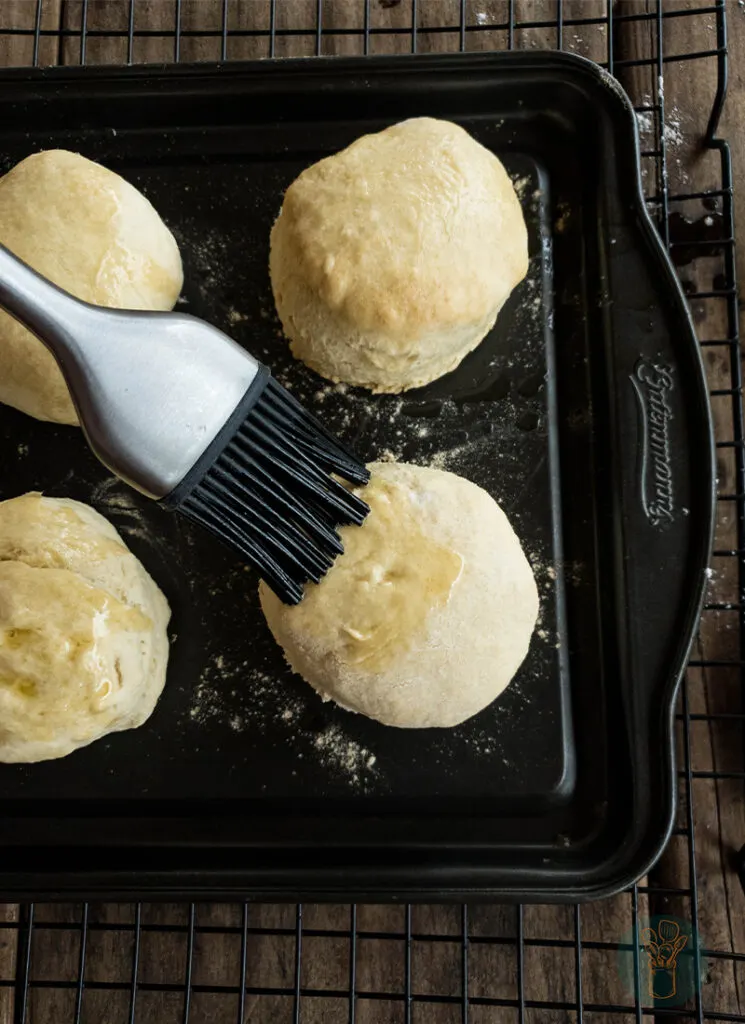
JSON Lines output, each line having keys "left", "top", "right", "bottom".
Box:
{"left": 635, "top": 96, "right": 688, "bottom": 190}
{"left": 313, "top": 725, "right": 378, "bottom": 786}
{"left": 89, "top": 476, "right": 163, "bottom": 549}
{"left": 227, "top": 307, "right": 250, "bottom": 324}
{"left": 91, "top": 476, "right": 145, "bottom": 518}
{"left": 636, "top": 110, "right": 653, "bottom": 134}
{"left": 187, "top": 652, "right": 379, "bottom": 788}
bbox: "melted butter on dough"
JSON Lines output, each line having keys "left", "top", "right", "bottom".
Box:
{"left": 0, "top": 149, "right": 183, "bottom": 425}
{"left": 0, "top": 492, "right": 171, "bottom": 762}
{"left": 0, "top": 562, "right": 153, "bottom": 742}
{"left": 260, "top": 461, "right": 539, "bottom": 730}
{"left": 270, "top": 118, "right": 529, "bottom": 394}
{"left": 290, "top": 476, "right": 464, "bottom": 671}
{"left": 0, "top": 505, "right": 128, "bottom": 569}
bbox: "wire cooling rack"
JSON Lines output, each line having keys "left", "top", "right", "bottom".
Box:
{"left": 0, "top": 1, "right": 744, "bottom": 1022}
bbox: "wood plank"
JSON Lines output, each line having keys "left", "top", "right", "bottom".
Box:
{"left": 0, "top": 0, "right": 36, "bottom": 68}
{"left": 615, "top": 5, "right": 745, "bottom": 1022}
{"left": 0, "top": 2, "right": 63, "bottom": 987}
{"left": 0, "top": 905, "right": 18, "bottom": 1024}
{"left": 0, "top": 4, "right": 744, "bottom": 1024}
{"left": 0, "top": 0, "right": 63, "bottom": 67}
{"left": 61, "top": 0, "right": 176, "bottom": 65}
{"left": 720, "top": 0, "right": 745, "bottom": 322}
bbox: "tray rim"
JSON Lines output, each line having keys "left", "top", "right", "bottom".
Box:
{"left": 0, "top": 49, "right": 716, "bottom": 902}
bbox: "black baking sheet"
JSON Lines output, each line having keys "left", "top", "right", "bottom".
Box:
{"left": 0, "top": 53, "right": 714, "bottom": 900}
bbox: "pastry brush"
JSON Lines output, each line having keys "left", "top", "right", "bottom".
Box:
{"left": 0, "top": 242, "right": 369, "bottom": 604}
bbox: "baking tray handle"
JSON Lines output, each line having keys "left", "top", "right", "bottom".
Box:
{"left": 604, "top": 210, "right": 714, "bottom": 748}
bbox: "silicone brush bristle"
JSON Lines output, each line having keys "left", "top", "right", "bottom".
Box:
{"left": 172, "top": 377, "right": 370, "bottom": 604}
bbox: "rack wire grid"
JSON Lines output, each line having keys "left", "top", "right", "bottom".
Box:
{"left": 0, "top": 1, "right": 744, "bottom": 1023}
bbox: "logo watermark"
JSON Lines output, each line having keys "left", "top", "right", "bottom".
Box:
{"left": 617, "top": 914, "right": 706, "bottom": 1007}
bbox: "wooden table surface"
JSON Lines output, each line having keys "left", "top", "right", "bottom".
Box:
{"left": 0, "top": 2, "right": 744, "bottom": 1023}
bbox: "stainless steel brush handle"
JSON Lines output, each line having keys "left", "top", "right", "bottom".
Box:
{"left": 0, "top": 243, "right": 261, "bottom": 499}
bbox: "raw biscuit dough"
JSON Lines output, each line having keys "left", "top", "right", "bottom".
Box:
{"left": 0, "top": 149, "right": 183, "bottom": 424}
{"left": 269, "top": 117, "right": 529, "bottom": 393}
{"left": 260, "top": 462, "right": 538, "bottom": 729}
{"left": 0, "top": 493, "right": 171, "bottom": 762}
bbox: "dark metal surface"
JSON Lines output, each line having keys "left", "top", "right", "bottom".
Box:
{"left": 0, "top": 0, "right": 741, "bottom": 1021}
{"left": 0, "top": 50, "right": 714, "bottom": 901}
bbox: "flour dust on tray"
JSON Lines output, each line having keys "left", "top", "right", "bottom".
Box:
{"left": 313, "top": 725, "right": 378, "bottom": 787}
{"left": 186, "top": 650, "right": 380, "bottom": 789}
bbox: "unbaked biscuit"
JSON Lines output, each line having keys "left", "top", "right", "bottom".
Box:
{"left": 270, "top": 118, "right": 528, "bottom": 393}
{"left": 0, "top": 150, "right": 183, "bottom": 423}
{"left": 0, "top": 493, "right": 171, "bottom": 762}
{"left": 260, "top": 462, "right": 538, "bottom": 728}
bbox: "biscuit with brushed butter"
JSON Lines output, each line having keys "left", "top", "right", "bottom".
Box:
{"left": 0, "top": 149, "right": 183, "bottom": 424}
{"left": 260, "top": 462, "right": 538, "bottom": 728}
{"left": 269, "top": 118, "right": 528, "bottom": 393}
{"left": 0, "top": 493, "right": 170, "bottom": 762}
